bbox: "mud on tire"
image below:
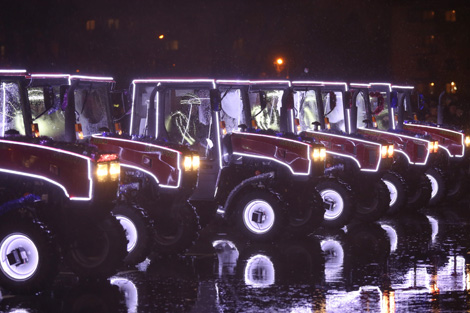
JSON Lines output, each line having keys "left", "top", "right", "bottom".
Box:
{"left": 0, "top": 215, "right": 60, "bottom": 294}
{"left": 64, "top": 214, "right": 127, "bottom": 279}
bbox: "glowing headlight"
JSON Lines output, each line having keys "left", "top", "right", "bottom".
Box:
{"left": 184, "top": 155, "right": 200, "bottom": 171}
{"left": 109, "top": 161, "right": 120, "bottom": 181}
{"left": 387, "top": 145, "right": 394, "bottom": 158}
{"left": 312, "top": 148, "right": 326, "bottom": 162}
{"left": 465, "top": 136, "right": 470, "bottom": 147}
{"left": 381, "top": 146, "right": 388, "bottom": 158}
{"left": 428, "top": 141, "right": 439, "bottom": 153}
{"left": 96, "top": 163, "right": 109, "bottom": 182}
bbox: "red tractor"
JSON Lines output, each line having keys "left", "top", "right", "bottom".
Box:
{"left": 0, "top": 70, "right": 127, "bottom": 294}
{"left": 350, "top": 83, "right": 437, "bottom": 208}
{"left": 129, "top": 78, "right": 326, "bottom": 239}
{"left": 24, "top": 73, "right": 201, "bottom": 265}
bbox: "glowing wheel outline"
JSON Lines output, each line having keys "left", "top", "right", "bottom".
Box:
{"left": 382, "top": 179, "right": 398, "bottom": 206}
{"left": 116, "top": 215, "right": 138, "bottom": 253}
{"left": 242, "top": 200, "right": 276, "bottom": 235}
{"left": 426, "top": 173, "right": 439, "bottom": 199}
{"left": 320, "top": 189, "right": 344, "bottom": 220}
{"left": 0, "top": 233, "right": 39, "bottom": 281}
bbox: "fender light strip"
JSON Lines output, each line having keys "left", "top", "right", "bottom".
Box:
{"left": 305, "top": 130, "right": 382, "bottom": 172}
{"left": 91, "top": 135, "right": 183, "bottom": 188}
{"left": 0, "top": 139, "right": 93, "bottom": 200}
{"left": 404, "top": 123, "right": 465, "bottom": 157}
{"left": 358, "top": 127, "right": 431, "bottom": 165}
{"left": 232, "top": 131, "right": 312, "bottom": 176}
{"left": 0, "top": 69, "right": 27, "bottom": 74}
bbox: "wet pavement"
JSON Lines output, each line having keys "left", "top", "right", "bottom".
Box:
{"left": 2, "top": 198, "right": 470, "bottom": 313}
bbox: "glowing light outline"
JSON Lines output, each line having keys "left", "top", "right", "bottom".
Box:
{"left": 249, "top": 80, "right": 291, "bottom": 87}
{"left": 70, "top": 75, "right": 114, "bottom": 82}
{"left": 304, "top": 130, "right": 383, "bottom": 172}
{"left": 216, "top": 79, "right": 251, "bottom": 84}
{"left": 0, "top": 69, "right": 27, "bottom": 74}
{"left": 232, "top": 131, "right": 312, "bottom": 175}
{"left": 391, "top": 107, "right": 396, "bottom": 130}
{"left": 380, "top": 224, "right": 398, "bottom": 253}
{"left": 91, "top": 134, "right": 183, "bottom": 188}
{"left": 392, "top": 85, "right": 414, "bottom": 90}
{"left": 347, "top": 108, "right": 352, "bottom": 134}
{"left": 0, "top": 139, "right": 93, "bottom": 200}
{"left": 215, "top": 112, "right": 223, "bottom": 169}
{"left": 1, "top": 82, "right": 5, "bottom": 137}
{"left": 357, "top": 127, "right": 431, "bottom": 165}
{"left": 291, "top": 80, "right": 349, "bottom": 91}
{"left": 404, "top": 123, "right": 465, "bottom": 157}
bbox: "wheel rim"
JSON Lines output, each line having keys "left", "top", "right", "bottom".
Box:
{"left": 116, "top": 215, "right": 138, "bottom": 253}
{"left": 242, "top": 200, "right": 275, "bottom": 235}
{"left": 382, "top": 179, "right": 398, "bottom": 206}
{"left": 426, "top": 174, "right": 439, "bottom": 199}
{"left": 244, "top": 254, "right": 275, "bottom": 287}
{"left": 320, "top": 189, "right": 344, "bottom": 221}
{"left": 0, "top": 233, "right": 39, "bottom": 280}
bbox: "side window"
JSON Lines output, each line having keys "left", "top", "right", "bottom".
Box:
{"left": 295, "top": 90, "right": 321, "bottom": 131}
{"left": 220, "top": 88, "right": 245, "bottom": 133}
{"left": 164, "top": 88, "right": 213, "bottom": 158}
{"left": 355, "top": 92, "right": 369, "bottom": 128}
{"left": 28, "top": 86, "right": 65, "bottom": 140}
{"left": 249, "top": 90, "right": 282, "bottom": 131}
{"left": 1, "top": 82, "right": 25, "bottom": 136}
{"left": 370, "top": 92, "right": 390, "bottom": 130}
{"left": 74, "top": 85, "right": 110, "bottom": 136}
{"left": 323, "top": 91, "right": 345, "bottom": 132}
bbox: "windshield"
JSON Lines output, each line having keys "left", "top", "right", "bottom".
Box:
{"left": 294, "top": 90, "right": 322, "bottom": 131}
{"left": 219, "top": 88, "right": 247, "bottom": 133}
{"left": 27, "top": 86, "right": 65, "bottom": 140}
{"left": 74, "top": 84, "right": 111, "bottom": 137}
{"left": 1, "top": 82, "right": 25, "bottom": 136}
{"left": 322, "top": 91, "right": 345, "bottom": 132}
{"left": 163, "top": 88, "right": 213, "bottom": 158}
{"left": 249, "top": 89, "right": 283, "bottom": 131}
{"left": 369, "top": 92, "right": 390, "bottom": 130}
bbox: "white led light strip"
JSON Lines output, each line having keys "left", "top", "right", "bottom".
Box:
{"left": 232, "top": 131, "right": 312, "bottom": 176}
{"left": 0, "top": 139, "right": 93, "bottom": 200}
{"left": 358, "top": 127, "right": 431, "bottom": 165}
{"left": 0, "top": 69, "right": 27, "bottom": 74}
{"left": 250, "top": 80, "right": 291, "bottom": 87}
{"left": 292, "top": 81, "right": 348, "bottom": 91}
{"left": 404, "top": 123, "right": 465, "bottom": 157}
{"left": 305, "top": 130, "right": 382, "bottom": 172}
{"left": 91, "top": 135, "right": 183, "bottom": 188}
{"left": 1, "top": 82, "right": 5, "bottom": 137}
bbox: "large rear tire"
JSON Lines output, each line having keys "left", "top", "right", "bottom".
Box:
{"left": 426, "top": 167, "right": 447, "bottom": 206}
{"left": 152, "top": 202, "right": 200, "bottom": 256}
{"left": 406, "top": 173, "right": 432, "bottom": 210}
{"left": 445, "top": 168, "right": 467, "bottom": 202}
{"left": 316, "top": 179, "right": 354, "bottom": 229}
{"left": 354, "top": 178, "right": 390, "bottom": 222}
{"left": 286, "top": 187, "right": 325, "bottom": 236}
{"left": 64, "top": 214, "right": 127, "bottom": 279}
{"left": 0, "top": 217, "right": 59, "bottom": 294}
{"left": 113, "top": 204, "right": 153, "bottom": 266}
{"left": 381, "top": 171, "right": 408, "bottom": 215}
{"left": 234, "top": 189, "right": 286, "bottom": 241}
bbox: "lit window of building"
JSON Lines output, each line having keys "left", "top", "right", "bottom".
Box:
{"left": 108, "top": 19, "right": 120, "bottom": 30}
{"left": 423, "top": 10, "right": 435, "bottom": 21}
{"left": 445, "top": 10, "right": 456, "bottom": 22}
{"left": 86, "top": 20, "right": 96, "bottom": 31}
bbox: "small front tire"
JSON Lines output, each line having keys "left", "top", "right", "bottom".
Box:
{"left": 316, "top": 179, "right": 354, "bottom": 229}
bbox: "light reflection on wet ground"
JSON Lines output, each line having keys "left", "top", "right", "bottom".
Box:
{"left": 2, "top": 199, "right": 470, "bottom": 312}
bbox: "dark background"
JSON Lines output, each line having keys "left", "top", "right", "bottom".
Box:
{"left": 1, "top": 0, "right": 469, "bottom": 100}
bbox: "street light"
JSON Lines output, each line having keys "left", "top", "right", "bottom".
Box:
{"left": 274, "top": 57, "right": 285, "bottom": 77}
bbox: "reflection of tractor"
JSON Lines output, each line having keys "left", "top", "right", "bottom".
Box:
{"left": 0, "top": 70, "right": 127, "bottom": 294}
{"left": 129, "top": 79, "right": 327, "bottom": 240}
{"left": 22, "top": 73, "right": 201, "bottom": 265}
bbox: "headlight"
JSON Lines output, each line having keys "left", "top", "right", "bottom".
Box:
{"left": 184, "top": 155, "right": 200, "bottom": 171}
{"left": 312, "top": 148, "right": 326, "bottom": 162}
{"left": 96, "top": 163, "right": 109, "bottom": 182}
{"left": 381, "top": 145, "right": 394, "bottom": 158}
{"left": 465, "top": 136, "right": 470, "bottom": 147}
{"left": 109, "top": 161, "right": 120, "bottom": 181}
{"left": 428, "top": 141, "right": 439, "bottom": 153}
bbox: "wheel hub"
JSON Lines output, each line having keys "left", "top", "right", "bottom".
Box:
{"left": 7, "top": 247, "right": 28, "bottom": 266}
{"left": 0, "top": 233, "right": 39, "bottom": 280}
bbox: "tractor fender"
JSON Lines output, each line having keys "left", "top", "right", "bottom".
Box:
{"left": 221, "top": 171, "right": 280, "bottom": 220}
